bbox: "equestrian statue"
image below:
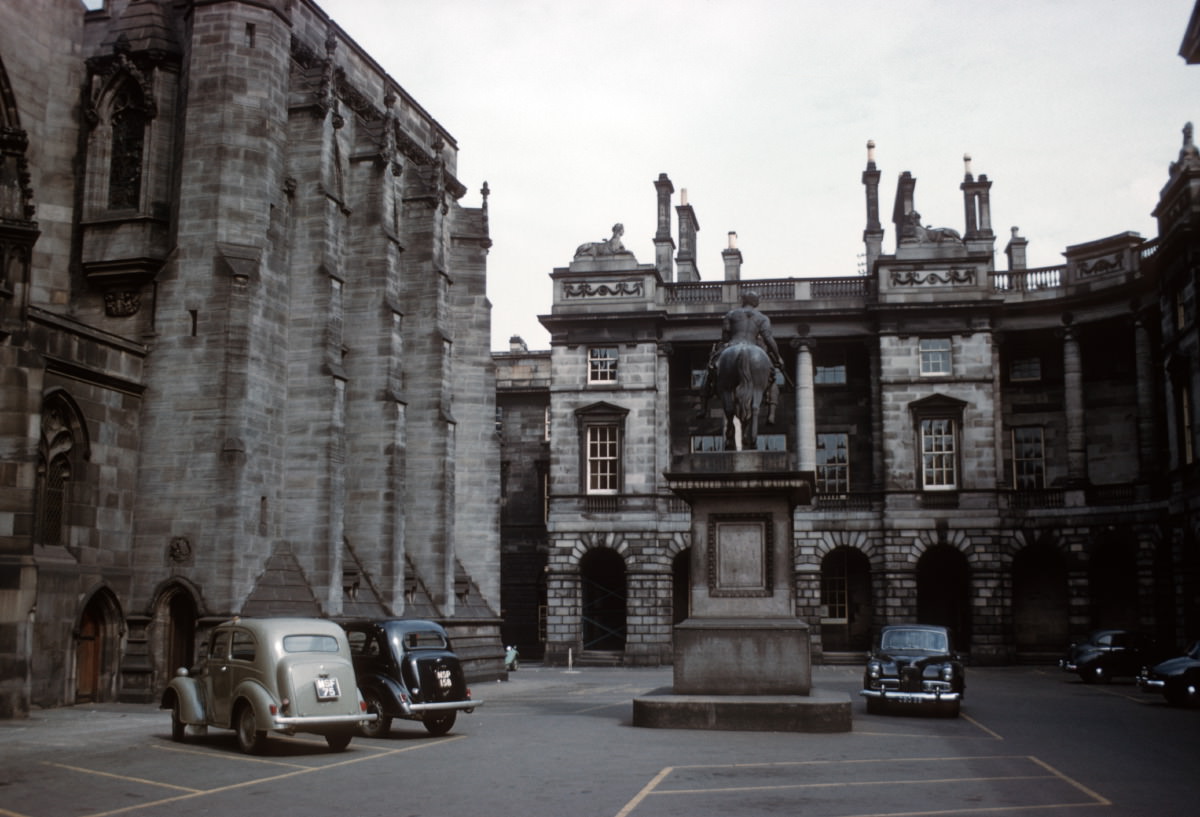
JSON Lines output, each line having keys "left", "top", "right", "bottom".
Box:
{"left": 699, "top": 291, "right": 784, "bottom": 451}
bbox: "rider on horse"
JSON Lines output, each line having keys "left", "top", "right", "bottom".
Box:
{"left": 699, "top": 291, "right": 784, "bottom": 416}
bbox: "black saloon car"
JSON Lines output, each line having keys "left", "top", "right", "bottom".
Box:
{"left": 861, "top": 624, "right": 964, "bottom": 717}
{"left": 1137, "top": 639, "right": 1200, "bottom": 707}
{"left": 340, "top": 619, "right": 480, "bottom": 737}
{"left": 1059, "top": 629, "right": 1165, "bottom": 684}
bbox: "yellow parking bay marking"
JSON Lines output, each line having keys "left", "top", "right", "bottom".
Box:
{"left": 41, "top": 761, "right": 203, "bottom": 793}
{"left": 32, "top": 735, "right": 464, "bottom": 817}
{"left": 614, "top": 755, "right": 1109, "bottom": 817}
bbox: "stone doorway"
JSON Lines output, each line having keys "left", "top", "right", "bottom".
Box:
{"left": 820, "top": 547, "right": 872, "bottom": 652}
{"left": 1012, "top": 542, "right": 1069, "bottom": 659}
{"left": 917, "top": 545, "right": 972, "bottom": 650}
{"left": 580, "top": 547, "right": 626, "bottom": 652}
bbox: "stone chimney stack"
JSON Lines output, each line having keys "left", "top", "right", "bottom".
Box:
{"left": 862, "top": 140, "right": 884, "bottom": 272}
{"left": 653, "top": 173, "right": 676, "bottom": 281}
{"left": 1005, "top": 227, "right": 1028, "bottom": 271}
{"left": 675, "top": 188, "right": 701, "bottom": 282}
{"left": 508, "top": 335, "right": 528, "bottom": 353}
{"left": 960, "top": 153, "right": 995, "bottom": 240}
{"left": 722, "top": 231, "right": 742, "bottom": 281}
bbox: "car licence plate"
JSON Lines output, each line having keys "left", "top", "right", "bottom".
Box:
{"left": 894, "top": 695, "right": 919, "bottom": 704}
{"left": 315, "top": 677, "right": 341, "bottom": 700}
{"left": 436, "top": 669, "right": 453, "bottom": 690}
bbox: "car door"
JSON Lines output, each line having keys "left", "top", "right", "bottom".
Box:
{"left": 206, "top": 630, "right": 233, "bottom": 725}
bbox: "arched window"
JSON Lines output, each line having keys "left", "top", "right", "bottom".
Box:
{"left": 107, "top": 82, "right": 146, "bottom": 210}
{"left": 33, "top": 392, "right": 89, "bottom": 552}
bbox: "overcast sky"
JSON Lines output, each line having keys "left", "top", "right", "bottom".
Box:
{"left": 317, "top": 0, "right": 1199, "bottom": 351}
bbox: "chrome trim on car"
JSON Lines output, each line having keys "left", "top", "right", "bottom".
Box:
{"left": 860, "top": 689, "right": 962, "bottom": 703}
{"left": 273, "top": 713, "right": 377, "bottom": 727}
{"left": 1136, "top": 675, "right": 1165, "bottom": 691}
{"left": 408, "top": 699, "right": 484, "bottom": 713}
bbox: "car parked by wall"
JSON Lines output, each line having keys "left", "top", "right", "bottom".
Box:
{"left": 1059, "top": 629, "right": 1166, "bottom": 684}
{"left": 339, "top": 618, "right": 481, "bottom": 737}
{"left": 860, "top": 624, "right": 965, "bottom": 717}
{"left": 1137, "top": 639, "right": 1200, "bottom": 707}
{"left": 161, "top": 617, "right": 372, "bottom": 754}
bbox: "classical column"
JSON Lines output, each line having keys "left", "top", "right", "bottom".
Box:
{"left": 1133, "top": 316, "right": 1157, "bottom": 480}
{"left": 792, "top": 335, "right": 816, "bottom": 474}
{"left": 1062, "top": 320, "right": 1087, "bottom": 485}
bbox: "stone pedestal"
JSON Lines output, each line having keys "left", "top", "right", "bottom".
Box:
{"left": 632, "top": 453, "right": 851, "bottom": 732}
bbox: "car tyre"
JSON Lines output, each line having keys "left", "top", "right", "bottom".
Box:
{"left": 941, "top": 699, "right": 961, "bottom": 718}
{"left": 1165, "top": 681, "right": 1199, "bottom": 708}
{"left": 865, "top": 697, "right": 884, "bottom": 715}
{"left": 423, "top": 711, "right": 456, "bottom": 736}
{"left": 235, "top": 703, "right": 268, "bottom": 754}
{"left": 325, "top": 731, "right": 353, "bottom": 752}
{"left": 1080, "top": 664, "right": 1108, "bottom": 684}
{"left": 170, "top": 700, "right": 186, "bottom": 742}
{"left": 360, "top": 690, "right": 392, "bottom": 739}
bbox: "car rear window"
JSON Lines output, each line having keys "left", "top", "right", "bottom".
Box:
{"left": 403, "top": 631, "right": 448, "bottom": 649}
{"left": 282, "top": 634, "right": 341, "bottom": 653}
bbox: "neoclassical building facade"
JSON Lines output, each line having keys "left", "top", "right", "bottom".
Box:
{"left": 498, "top": 141, "right": 1199, "bottom": 666}
{"left": 0, "top": 0, "right": 500, "bottom": 718}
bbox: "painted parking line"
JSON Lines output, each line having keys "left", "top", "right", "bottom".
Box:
{"left": 0, "top": 736, "right": 463, "bottom": 817}
{"left": 615, "top": 755, "right": 1110, "bottom": 817}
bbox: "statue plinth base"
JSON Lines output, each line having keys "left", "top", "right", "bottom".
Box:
{"left": 630, "top": 459, "right": 851, "bottom": 732}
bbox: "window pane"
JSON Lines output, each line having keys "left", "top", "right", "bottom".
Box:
{"left": 919, "top": 338, "right": 951, "bottom": 375}
{"left": 920, "top": 418, "right": 956, "bottom": 489}
{"left": 587, "top": 425, "right": 619, "bottom": 493}
{"left": 816, "top": 432, "right": 849, "bottom": 493}
{"left": 1010, "top": 356, "right": 1042, "bottom": 381}
{"left": 588, "top": 347, "right": 618, "bottom": 383}
{"left": 814, "top": 363, "right": 847, "bottom": 384}
{"left": 1012, "top": 426, "right": 1045, "bottom": 490}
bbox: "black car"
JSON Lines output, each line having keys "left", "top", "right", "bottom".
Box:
{"left": 860, "top": 624, "right": 965, "bottom": 717}
{"left": 1137, "top": 640, "right": 1200, "bottom": 707}
{"left": 1059, "top": 629, "right": 1166, "bottom": 684}
{"left": 339, "top": 619, "right": 481, "bottom": 737}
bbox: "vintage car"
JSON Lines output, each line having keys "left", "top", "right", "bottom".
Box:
{"left": 860, "top": 624, "right": 965, "bottom": 717}
{"left": 340, "top": 618, "right": 480, "bottom": 737}
{"left": 1137, "top": 639, "right": 1200, "bottom": 707}
{"left": 1059, "top": 629, "right": 1165, "bottom": 684}
{"left": 161, "top": 617, "right": 372, "bottom": 754}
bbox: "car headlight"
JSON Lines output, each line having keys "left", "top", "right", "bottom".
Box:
{"left": 942, "top": 664, "right": 954, "bottom": 681}
{"left": 868, "top": 661, "right": 882, "bottom": 679}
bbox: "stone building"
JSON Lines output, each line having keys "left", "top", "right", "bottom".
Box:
{"left": 0, "top": 0, "right": 500, "bottom": 718}
{"left": 497, "top": 139, "right": 1199, "bottom": 665}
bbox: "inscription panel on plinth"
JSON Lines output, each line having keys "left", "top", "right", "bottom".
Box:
{"left": 708, "top": 514, "right": 773, "bottom": 597}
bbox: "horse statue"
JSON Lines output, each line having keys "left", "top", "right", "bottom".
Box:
{"left": 715, "top": 341, "right": 774, "bottom": 451}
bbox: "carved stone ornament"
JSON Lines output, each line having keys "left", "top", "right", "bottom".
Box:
{"left": 168, "top": 536, "right": 192, "bottom": 563}
{"left": 563, "top": 279, "right": 644, "bottom": 298}
{"left": 890, "top": 268, "right": 976, "bottom": 287}
{"left": 104, "top": 290, "right": 141, "bottom": 317}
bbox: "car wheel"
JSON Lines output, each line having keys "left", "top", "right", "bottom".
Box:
{"left": 941, "top": 699, "right": 961, "bottom": 718}
{"left": 235, "top": 703, "right": 268, "bottom": 754}
{"left": 325, "top": 731, "right": 353, "bottom": 752}
{"left": 1081, "top": 665, "right": 1108, "bottom": 684}
{"left": 1165, "top": 681, "right": 1199, "bottom": 708}
{"left": 865, "top": 697, "right": 884, "bottom": 715}
{"left": 422, "top": 711, "right": 456, "bottom": 736}
{"left": 170, "top": 700, "right": 186, "bottom": 742}
{"left": 360, "top": 690, "right": 392, "bottom": 739}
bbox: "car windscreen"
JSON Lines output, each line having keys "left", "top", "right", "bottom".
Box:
{"left": 881, "top": 629, "right": 948, "bottom": 653}
{"left": 282, "top": 634, "right": 341, "bottom": 653}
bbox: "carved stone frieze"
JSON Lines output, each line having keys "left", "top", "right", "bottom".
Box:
{"left": 563, "top": 279, "right": 644, "bottom": 298}
{"left": 889, "top": 268, "right": 976, "bottom": 287}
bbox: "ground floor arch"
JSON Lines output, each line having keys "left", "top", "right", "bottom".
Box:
{"left": 672, "top": 548, "right": 691, "bottom": 626}
{"left": 580, "top": 547, "right": 626, "bottom": 652}
{"left": 917, "top": 545, "right": 971, "bottom": 649}
{"left": 151, "top": 582, "right": 199, "bottom": 691}
{"left": 1089, "top": 533, "right": 1140, "bottom": 630}
{"left": 820, "top": 546, "right": 872, "bottom": 652}
{"left": 74, "top": 588, "right": 123, "bottom": 704}
{"left": 1012, "top": 541, "right": 1069, "bottom": 658}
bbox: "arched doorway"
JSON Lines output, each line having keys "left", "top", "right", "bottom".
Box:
{"left": 672, "top": 548, "right": 691, "bottom": 626}
{"left": 917, "top": 545, "right": 971, "bottom": 650}
{"left": 75, "top": 589, "right": 122, "bottom": 703}
{"left": 1089, "top": 534, "right": 1139, "bottom": 629}
{"left": 820, "top": 547, "right": 872, "bottom": 652}
{"left": 580, "top": 548, "right": 626, "bottom": 652}
{"left": 152, "top": 584, "right": 198, "bottom": 687}
{"left": 1012, "top": 542, "right": 1069, "bottom": 658}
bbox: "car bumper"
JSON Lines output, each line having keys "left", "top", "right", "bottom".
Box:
{"left": 1059, "top": 659, "right": 1079, "bottom": 672}
{"left": 1136, "top": 675, "right": 1164, "bottom": 692}
{"left": 406, "top": 699, "right": 483, "bottom": 715}
{"left": 273, "top": 712, "right": 377, "bottom": 728}
{"left": 860, "top": 689, "right": 961, "bottom": 704}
